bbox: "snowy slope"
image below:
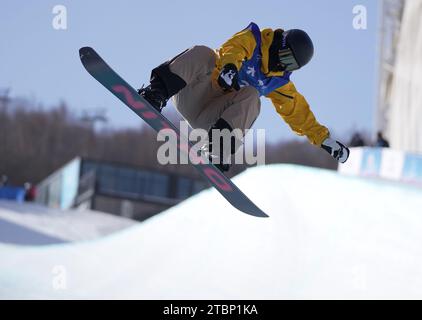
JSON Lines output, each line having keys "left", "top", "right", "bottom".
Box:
{"left": 0, "top": 201, "right": 135, "bottom": 244}
{"left": 1, "top": 164, "right": 422, "bottom": 299}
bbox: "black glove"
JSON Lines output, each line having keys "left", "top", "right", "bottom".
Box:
{"left": 217, "top": 63, "right": 240, "bottom": 91}
{"left": 321, "top": 137, "right": 350, "bottom": 163}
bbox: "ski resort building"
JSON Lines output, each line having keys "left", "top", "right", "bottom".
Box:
{"left": 340, "top": 0, "right": 422, "bottom": 187}
{"left": 377, "top": 0, "right": 422, "bottom": 153}
{"left": 35, "top": 157, "right": 207, "bottom": 221}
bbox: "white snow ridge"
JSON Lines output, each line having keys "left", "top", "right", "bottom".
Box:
{"left": 1, "top": 164, "right": 422, "bottom": 299}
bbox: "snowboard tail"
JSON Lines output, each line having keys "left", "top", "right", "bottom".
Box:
{"left": 79, "top": 47, "right": 268, "bottom": 218}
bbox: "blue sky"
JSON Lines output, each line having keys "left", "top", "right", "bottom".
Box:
{"left": 0, "top": 0, "right": 379, "bottom": 143}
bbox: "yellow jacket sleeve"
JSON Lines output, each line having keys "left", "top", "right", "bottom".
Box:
{"left": 267, "top": 82, "right": 330, "bottom": 146}
{"left": 216, "top": 28, "right": 257, "bottom": 72}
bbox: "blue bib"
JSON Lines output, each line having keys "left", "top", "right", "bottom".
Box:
{"left": 238, "top": 22, "right": 291, "bottom": 96}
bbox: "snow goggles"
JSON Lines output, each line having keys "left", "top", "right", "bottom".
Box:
{"left": 278, "top": 47, "right": 300, "bottom": 72}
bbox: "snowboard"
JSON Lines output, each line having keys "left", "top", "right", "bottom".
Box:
{"left": 79, "top": 47, "right": 268, "bottom": 218}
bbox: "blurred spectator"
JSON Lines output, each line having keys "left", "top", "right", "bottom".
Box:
{"left": 375, "top": 131, "right": 390, "bottom": 148}
{"left": 0, "top": 175, "right": 8, "bottom": 187}
{"left": 349, "top": 132, "right": 366, "bottom": 147}
{"left": 24, "top": 182, "right": 36, "bottom": 202}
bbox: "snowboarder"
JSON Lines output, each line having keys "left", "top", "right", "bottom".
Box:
{"left": 138, "top": 22, "right": 349, "bottom": 172}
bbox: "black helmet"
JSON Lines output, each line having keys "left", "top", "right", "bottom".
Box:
{"left": 278, "top": 29, "right": 314, "bottom": 71}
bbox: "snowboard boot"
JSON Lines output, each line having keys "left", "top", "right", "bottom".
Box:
{"left": 138, "top": 55, "right": 187, "bottom": 113}
{"left": 138, "top": 81, "right": 168, "bottom": 113}
{"left": 200, "top": 144, "right": 231, "bottom": 173}
{"left": 215, "top": 161, "right": 231, "bottom": 173}
{"left": 202, "top": 118, "right": 238, "bottom": 173}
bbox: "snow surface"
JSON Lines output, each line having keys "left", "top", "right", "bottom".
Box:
{"left": 1, "top": 164, "right": 422, "bottom": 299}
{"left": 0, "top": 200, "right": 135, "bottom": 244}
